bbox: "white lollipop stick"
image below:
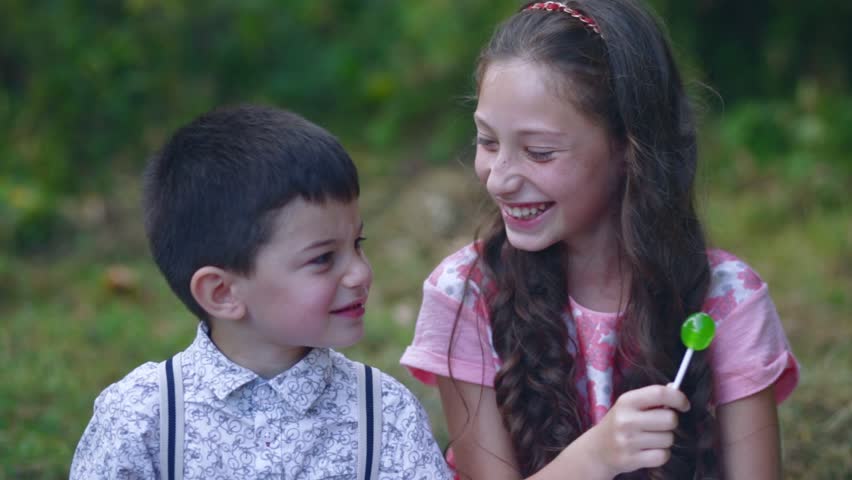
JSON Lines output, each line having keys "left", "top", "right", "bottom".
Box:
{"left": 671, "top": 348, "right": 693, "bottom": 390}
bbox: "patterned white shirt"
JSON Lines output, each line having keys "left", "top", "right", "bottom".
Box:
{"left": 71, "top": 324, "right": 452, "bottom": 479}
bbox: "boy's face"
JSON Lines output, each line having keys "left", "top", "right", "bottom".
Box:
{"left": 232, "top": 198, "right": 372, "bottom": 350}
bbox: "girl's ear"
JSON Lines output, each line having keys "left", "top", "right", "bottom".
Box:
{"left": 190, "top": 266, "right": 246, "bottom": 321}
{"left": 613, "top": 137, "right": 629, "bottom": 173}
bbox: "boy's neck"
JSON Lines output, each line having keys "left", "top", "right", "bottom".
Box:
{"left": 208, "top": 319, "right": 311, "bottom": 379}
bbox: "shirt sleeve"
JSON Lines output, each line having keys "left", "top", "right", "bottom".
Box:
{"left": 400, "top": 261, "right": 497, "bottom": 388}
{"left": 378, "top": 374, "right": 453, "bottom": 480}
{"left": 708, "top": 283, "right": 799, "bottom": 406}
{"left": 70, "top": 374, "right": 159, "bottom": 479}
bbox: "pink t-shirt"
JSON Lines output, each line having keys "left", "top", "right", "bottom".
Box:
{"left": 400, "top": 243, "right": 799, "bottom": 420}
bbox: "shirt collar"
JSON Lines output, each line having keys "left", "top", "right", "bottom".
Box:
{"left": 184, "top": 323, "right": 334, "bottom": 414}
{"left": 185, "top": 323, "right": 258, "bottom": 401}
{"left": 267, "top": 347, "right": 334, "bottom": 415}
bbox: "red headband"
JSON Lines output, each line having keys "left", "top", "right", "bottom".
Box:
{"left": 524, "top": 2, "right": 602, "bottom": 38}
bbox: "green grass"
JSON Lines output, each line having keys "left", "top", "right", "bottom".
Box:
{"left": 699, "top": 174, "right": 852, "bottom": 479}
{"left": 1, "top": 164, "right": 849, "bottom": 479}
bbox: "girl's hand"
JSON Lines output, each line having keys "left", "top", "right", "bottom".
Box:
{"left": 590, "top": 384, "right": 690, "bottom": 477}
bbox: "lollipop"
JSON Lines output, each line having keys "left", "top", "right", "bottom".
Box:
{"left": 671, "top": 312, "right": 715, "bottom": 390}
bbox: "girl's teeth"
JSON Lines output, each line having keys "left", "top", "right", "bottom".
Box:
{"left": 506, "top": 204, "right": 548, "bottom": 219}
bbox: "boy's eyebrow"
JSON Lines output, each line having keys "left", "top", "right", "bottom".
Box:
{"left": 301, "top": 221, "right": 364, "bottom": 252}
{"left": 302, "top": 239, "right": 336, "bottom": 252}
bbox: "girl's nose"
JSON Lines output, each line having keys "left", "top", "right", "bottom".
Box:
{"left": 485, "top": 154, "right": 522, "bottom": 196}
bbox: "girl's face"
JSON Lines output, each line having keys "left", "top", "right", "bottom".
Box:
{"left": 474, "top": 59, "right": 623, "bottom": 253}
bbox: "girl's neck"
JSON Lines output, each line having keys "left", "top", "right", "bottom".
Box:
{"left": 562, "top": 222, "right": 630, "bottom": 313}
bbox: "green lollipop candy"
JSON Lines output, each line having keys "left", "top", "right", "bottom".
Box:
{"left": 681, "top": 312, "right": 716, "bottom": 351}
{"left": 672, "top": 312, "right": 716, "bottom": 389}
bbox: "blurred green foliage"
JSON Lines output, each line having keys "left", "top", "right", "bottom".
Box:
{"left": 1, "top": 0, "right": 850, "bottom": 253}
{"left": 656, "top": 0, "right": 852, "bottom": 100}
{"left": 0, "top": 0, "right": 504, "bottom": 249}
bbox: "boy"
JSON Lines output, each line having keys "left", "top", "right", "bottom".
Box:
{"left": 71, "top": 105, "right": 452, "bottom": 479}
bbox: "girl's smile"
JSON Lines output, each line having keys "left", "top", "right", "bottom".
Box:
{"left": 500, "top": 201, "right": 555, "bottom": 230}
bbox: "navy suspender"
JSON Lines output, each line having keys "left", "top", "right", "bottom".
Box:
{"left": 158, "top": 353, "right": 184, "bottom": 480}
{"left": 357, "top": 363, "right": 383, "bottom": 479}
{"left": 158, "top": 357, "right": 381, "bottom": 480}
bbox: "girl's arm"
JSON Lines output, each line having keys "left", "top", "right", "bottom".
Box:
{"left": 436, "top": 377, "right": 689, "bottom": 480}
{"left": 717, "top": 385, "right": 782, "bottom": 479}
{"left": 437, "top": 376, "right": 610, "bottom": 480}
{"left": 436, "top": 376, "right": 522, "bottom": 479}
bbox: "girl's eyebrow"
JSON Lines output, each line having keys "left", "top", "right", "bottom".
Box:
{"left": 474, "top": 113, "right": 567, "bottom": 138}
{"left": 473, "top": 113, "right": 492, "bottom": 130}
{"left": 517, "top": 127, "right": 566, "bottom": 138}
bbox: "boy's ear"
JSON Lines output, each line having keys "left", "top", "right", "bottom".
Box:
{"left": 190, "top": 266, "right": 246, "bottom": 321}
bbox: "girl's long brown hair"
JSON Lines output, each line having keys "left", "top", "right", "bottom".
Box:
{"left": 450, "top": 1, "right": 718, "bottom": 478}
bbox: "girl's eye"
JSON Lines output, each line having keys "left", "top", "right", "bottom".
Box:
{"left": 527, "top": 150, "right": 555, "bottom": 162}
{"left": 475, "top": 136, "right": 498, "bottom": 150}
{"left": 310, "top": 252, "right": 334, "bottom": 266}
{"left": 355, "top": 236, "right": 367, "bottom": 250}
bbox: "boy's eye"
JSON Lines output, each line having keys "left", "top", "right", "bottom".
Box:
{"left": 310, "top": 252, "right": 334, "bottom": 265}
{"left": 355, "top": 236, "right": 367, "bottom": 250}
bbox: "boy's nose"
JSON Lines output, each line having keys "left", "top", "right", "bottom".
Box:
{"left": 343, "top": 254, "right": 372, "bottom": 290}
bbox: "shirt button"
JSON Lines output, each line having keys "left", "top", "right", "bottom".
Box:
{"left": 259, "top": 428, "right": 277, "bottom": 447}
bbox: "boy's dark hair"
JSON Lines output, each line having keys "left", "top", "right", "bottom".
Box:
{"left": 143, "top": 104, "right": 359, "bottom": 322}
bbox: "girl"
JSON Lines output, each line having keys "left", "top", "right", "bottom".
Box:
{"left": 400, "top": 1, "right": 799, "bottom": 479}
